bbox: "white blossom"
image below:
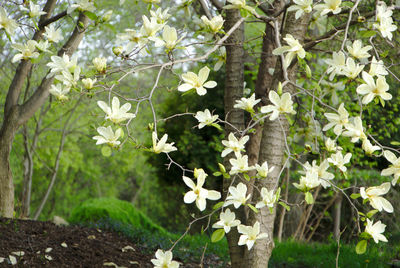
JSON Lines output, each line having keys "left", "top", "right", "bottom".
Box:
{"left": 151, "top": 250, "right": 180, "bottom": 268}
{"left": 212, "top": 209, "right": 241, "bottom": 233}
{"left": 238, "top": 222, "right": 268, "bottom": 250}
{"left": 221, "top": 133, "right": 249, "bottom": 157}
{"left": 97, "top": 97, "right": 136, "bottom": 124}
{"left": 365, "top": 219, "right": 387, "bottom": 244}
{"left": 152, "top": 132, "right": 177, "bottom": 154}
{"left": 261, "top": 91, "right": 296, "bottom": 121}
{"left": 224, "top": 183, "right": 251, "bottom": 208}
{"left": 360, "top": 182, "right": 393, "bottom": 213}
{"left": 93, "top": 126, "right": 122, "bottom": 147}
{"left": 178, "top": 66, "right": 217, "bottom": 96}
{"left": 381, "top": 150, "right": 400, "bottom": 185}
{"left": 194, "top": 109, "right": 218, "bottom": 129}
{"left": 327, "top": 151, "right": 352, "bottom": 172}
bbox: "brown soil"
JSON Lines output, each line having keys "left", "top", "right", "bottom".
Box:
{"left": 0, "top": 218, "right": 225, "bottom": 267}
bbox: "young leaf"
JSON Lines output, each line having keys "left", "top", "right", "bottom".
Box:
{"left": 212, "top": 201, "right": 224, "bottom": 210}
{"left": 279, "top": 201, "right": 290, "bottom": 211}
{"left": 247, "top": 204, "right": 259, "bottom": 214}
{"left": 211, "top": 229, "right": 225, "bottom": 243}
{"left": 366, "top": 209, "right": 379, "bottom": 218}
{"left": 350, "top": 193, "right": 361, "bottom": 199}
{"left": 355, "top": 240, "right": 367, "bottom": 254}
{"left": 101, "top": 146, "right": 112, "bottom": 157}
{"left": 305, "top": 192, "right": 314, "bottom": 204}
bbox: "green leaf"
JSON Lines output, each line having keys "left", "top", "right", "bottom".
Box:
{"left": 212, "top": 201, "right": 224, "bottom": 210}
{"left": 211, "top": 123, "right": 222, "bottom": 131}
{"left": 350, "top": 193, "right": 361, "bottom": 199}
{"left": 218, "top": 163, "right": 226, "bottom": 173}
{"left": 305, "top": 192, "right": 314, "bottom": 204}
{"left": 366, "top": 209, "right": 379, "bottom": 218}
{"left": 356, "top": 240, "right": 367, "bottom": 254}
{"left": 84, "top": 11, "right": 98, "bottom": 21}
{"left": 243, "top": 173, "right": 250, "bottom": 181}
{"left": 101, "top": 146, "right": 112, "bottom": 157}
{"left": 279, "top": 201, "right": 290, "bottom": 211}
{"left": 360, "top": 30, "right": 376, "bottom": 38}
{"left": 213, "top": 172, "right": 222, "bottom": 177}
{"left": 247, "top": 204, "right": 259, "bottom": 214}
{"left": 211, "top": 229, "right": 225, "bottom": 243}
{"left": 390, "top": 141, "right": 400, "bottom": 146}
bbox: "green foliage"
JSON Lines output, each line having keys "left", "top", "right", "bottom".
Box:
{"left": 269, "top": 240, "right": 392, "bottom": 268}
{"left": 69, "top": 197, "right": 168, "bottom": 235}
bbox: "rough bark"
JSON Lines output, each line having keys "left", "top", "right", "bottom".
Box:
{"left": 0, "top": 5, "right": 89, "bottom": 217}
{"left": 223, "top": 8, "right": 246, "bottom": 268}
{"left": 245, "top": 11, "right": 312, "bottom": 267}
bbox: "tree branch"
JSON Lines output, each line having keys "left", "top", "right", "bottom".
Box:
{"left": 18, "top": 13, "right": 89, "bottom": 126}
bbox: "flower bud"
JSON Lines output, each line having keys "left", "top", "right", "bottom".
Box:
{"left": 82, "top": 78, "right": 96, "bottom": 90}
{"left": 93, "top": 57, "right": 107, "bottom": 73}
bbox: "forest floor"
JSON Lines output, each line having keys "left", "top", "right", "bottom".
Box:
{"left": 0, "top": 218, "right": 223, "bottom": 267}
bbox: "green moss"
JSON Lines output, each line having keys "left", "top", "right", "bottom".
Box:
{"left": 68, "top": 197, "right": 169, "bottom": 235}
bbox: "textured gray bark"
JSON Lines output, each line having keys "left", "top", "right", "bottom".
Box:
{"left": 245, "top": 11, "right": 312, "bottom": 267}
{"left": 0, "top": 4, "right": 88, "bottom": 217}
{"left": 223, "top": 8, "right": 246, "bottom": 268}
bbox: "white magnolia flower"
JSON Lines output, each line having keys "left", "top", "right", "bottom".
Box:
{"left": 347, "top": 40, "right": 372, "bottom": 60}
{"left": 11, "top": 40, "right": 39, "bottom": 63}
{"left": 342, "top": 57, "right": 364, "bottom": 79}
{"left": 20, "top": 2, "right": 46, "bottom": 18}
{"left": 256, "top": 187, "right": 278, "bottom": 209}
{"left": 150, "top": 8, "right": 171, "bottom": 24}
{"left": 238, "top": 222, "right": 268, "bottom": 250}
{"left": 117, "top": 29, "right": 147, "bottom": 52}
{"left": 224, "top": 0, "right": 256, "bottom": 14}
{"left": 287, "top": 0, "right": 313, "bottom": 20}
{"left": 151, "top": 250, "right": 180, "bottom": 268}
{"left": 373, "top": 2, "right": 397, "bottom": 41}
{"left": 183, "top": 169, "right": 221, "bottom": 211}
{"left": 229, "top": 154, "right": 253, "bottom": 175}
{"left": 321, "top": 80, "right": 345, "bottom": 106}
{"left": 212, "top": 208, "right": 241, "bottom": 233}
{"left": 44, "top": 25, "right": 63, "bottom": 43}
{"left": 234, "top": 93, "right": 261, "bottom": 113}
{"left": 82, "top": 77, "right": 96, "bottom": 90}
{"left": 93, "top": 126, "right": 122, "bottom": 147}
{"left": 356, "top": 72, "right": 391, "bottom": 105}
{"left": 360, "top": 182, "right": 393, "bottom": 213}
{"left": 255, "top": 161, "right": 274, "bottom": 178}
{"left": 369, "top": 57, "right": 388, "bottom": 77}
{"left": 327, "top": 151, "right": 351, "bottom": 172}
{"left": 381, "top": 150, "right": 400, "bottom": 185}
{"left": 315, "top": 0, "right": 342, "bottom": 16}
{"left": 49, "top": 84, "right": 71, "bottom": 101}
{"left": 143, "top": 0, "right": 161, "bottom": 3}
{"left": 47, "top": 54, "right": 79, "bottom": 77}
{"left": 221, "top": 133, "right": 249, "bottom": 157}
{"left": 293, "top": 170, "right": 321, "bottom": 191}
{"left": 272, "top": 34, "right": 306, "bottom": 68}
{"left": 177, "top": 66, "right": 217, "bottom": 96}
{"left": 0, "top": 6, "right": 19, "bottom": 36}
{"left": 365, "top": 219, "right": 387, "bottom": 244}
{"left": 97, "top": 97, "right": 135, "bottom": 124}
{"left": 201, "top": 15, "right": 224, "bottom": 33}
{"left": 152, "top": 132, "right": 177, "bottom": 154}
{"left": 342, "top": 116, "right": 366, "bottom": 143}
{"left": 140, "top": 15, "right": 165, "bottom": 38}
{"left": 67, "top": 0, "right": 96, "bottom": 14}
{"left": 362, "top": 139, "right": 381, "bottom": 155}
{"left": 323, "top": 103, "right": 349, "bottom": 136}
{"left": 225, "top": 183, "right": 251, "bottom": 208}
{"left": 154, "top": 25, "right": 185, "bottom": 51}
{"left": 93, "top": 57, "right": 107, "bottom": 73}
{"left": 303, "top": 160, "right": 334, "bottom": 188}
{"left": 325, "top": 51, "right": 346, "bottom": 80}
{"left": 36, "top": 40, "right": 51, "bottom": 52}
{"left": 194, "top": 109, "right": 218, "bottom": 129}
{"left": 325, "top": 138, "right": 341, "bottom": 152}
{"left": 55, "top": 68, "right": 81, "bottom": 88}
{"left": 261, "top": 91, "right": 296, "bottom": 121}
{"left": 375, "top": 17, "right": 397, "bottom": 40}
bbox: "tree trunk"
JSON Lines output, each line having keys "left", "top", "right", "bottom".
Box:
{"left": 0, "top": 6, "right": 89, "bottom": 217}
{"left": 223, "top": 8, "right": 246, "bottom": 268}
{"left": 333, "top": 192, "right": 342, "bottom": 240}
{"left": 245, "top": 10, "right": 312, "bottom": 267}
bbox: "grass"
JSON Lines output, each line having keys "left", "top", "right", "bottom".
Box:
{"left": 69, "top": 197, "right": 396, "bottom": 267}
